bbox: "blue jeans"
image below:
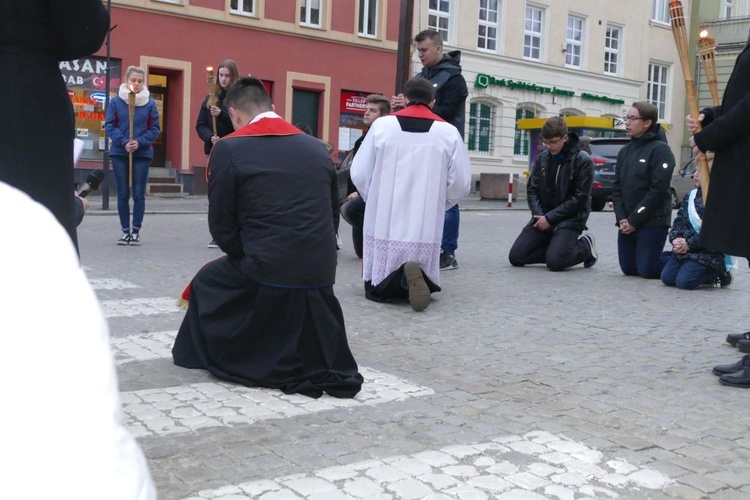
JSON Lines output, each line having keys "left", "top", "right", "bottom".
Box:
{"left": 112, "top": 155, "right": 150, "bottom": 232}
{"left": 661, "top": 257, "right": 716, "bottom": 289}
{"left": 441, "top": 204, "right": 460, "bottom": 255}
{"left": 617, "top": 226, "right": 669, "bottom": 279}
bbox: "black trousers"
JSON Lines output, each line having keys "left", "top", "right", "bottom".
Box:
{"left": 340, "top": 196, "right": 365, "bottom": 258}
{"left": 508, "top": 224, "right": 589, "bottom": 271}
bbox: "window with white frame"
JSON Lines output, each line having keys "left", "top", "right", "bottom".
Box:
{"left": 469, "top": 102, "right": 494, "bottom": 153}
{"left": 300, "top": 0, "right": 321, "bottom": 27}
{"left": 565, "top": 15, "right": 584, "bottom": 68}
{"left": 428, "top": 0, "right": 451, "bottom": 41}
{"left": 651, "top": 0, "right": 669, "bottom": 23}
{"left": 359, "top": 0, "right": 377, "bottom": 37}
{"left": 477, "top": 0, "right": 500, "bottom": 51}
{"left": 514, "top": 107, "right": 535, "bottom": 156}
{"left": 648, "top": 63, "right": 668, "bottom": 119}
{"left": 724, "top": 0, "right": 733, "bottom": 18}
{"left": 230, "top": 0, "right": 254, "bottom": 15}
{"left": 524, "top": 6, "right": 543, "bottom": 60}
{"left": 604, "top": 25, "right": 621, "bottom": 75}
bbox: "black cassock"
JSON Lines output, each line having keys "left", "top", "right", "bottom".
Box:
{"left": 173, "top": 117, "right": 363, "bottom": 398}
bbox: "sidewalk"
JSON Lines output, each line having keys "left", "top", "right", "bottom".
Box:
{"left": 83, "top": 192, "right": 527, "bottom": 215}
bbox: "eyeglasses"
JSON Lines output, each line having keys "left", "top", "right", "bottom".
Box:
{"left": 623, "top": 115, "right": 644, "bottom": 123}
{"left": 542, "top": 136, "right": 565, "bottom": 147}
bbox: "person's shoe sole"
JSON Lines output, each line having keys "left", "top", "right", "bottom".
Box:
{"left": 440, "top": 258, "right": 458, "bottom": 271}
{"left": 718, "top": 377, "right": 750, "bottom": 388}
{"left": 583, "top": 234, "right": 597, "bottom": 268}
{"left": 404, "top": 261, "right": 430, "bottom": 312}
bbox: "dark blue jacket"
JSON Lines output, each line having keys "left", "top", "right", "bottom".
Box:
{"left": 419, "top": 51, "right": 468, "bottom": 137}
{"left": 104, "top": 96, "right": 160, "bottom": 159}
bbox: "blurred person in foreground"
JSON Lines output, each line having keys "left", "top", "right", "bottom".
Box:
{"left": 351, "top": 77, "right": 471, "bottom": 312}
{"left": 0, "top": 181, "right": 155, "bottom": 500}
{"left": 687, "top": 31, "right": 750, "bottom": 387}
{"left": 172, "top": 77, "right": 363, "bottom": 399}
{"left": 0, "top": 0, "right": 109, "bottom": 249}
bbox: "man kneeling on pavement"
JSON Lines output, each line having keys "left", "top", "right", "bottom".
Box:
{"left": 350, "top": 76, "right": 471, "bottom": 312}
{"left": 508, "top": 116, "right": 598, "bottom": 271}
{"left": 172, "top": 77, "right": 363, "bottom": 399}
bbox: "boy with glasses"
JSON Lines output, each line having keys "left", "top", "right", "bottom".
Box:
{"left": 508, "top": 116, "right": 597, "bottom": 271}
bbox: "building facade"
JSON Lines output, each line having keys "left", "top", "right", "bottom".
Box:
{"left": 71, "top": 0, "right": 400, "bottom": 191}
{"left": 411, "top": 0, "right": 692, "bottom": 178}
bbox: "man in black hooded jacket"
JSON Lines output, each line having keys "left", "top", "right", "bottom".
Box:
{"left": 508, "top": 116, "right": 596, "bottom": 271}
{"left": 392, "top": 29, "right": 468, "bottom": 272}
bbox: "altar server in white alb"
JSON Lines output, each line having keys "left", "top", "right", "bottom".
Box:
{"left": 351, "top": 76, "right": 471, "bottom": 312}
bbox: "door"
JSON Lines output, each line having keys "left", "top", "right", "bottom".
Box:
{"left": 292, "top": 89, "right": 320, "bottom": 137}
{"left": 148, "top": 74, "right": 167, "bottom": 168}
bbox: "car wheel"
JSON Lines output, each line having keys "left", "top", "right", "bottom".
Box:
{"left": 671, "top": 189, "right": 680, "bottom": 209}
{"left": 591, "top": 198, "right": 606, "bottom": 211}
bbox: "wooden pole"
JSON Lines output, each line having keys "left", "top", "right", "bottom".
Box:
{"left": 127, "top": 87, "right": 135, "bottom": 189}
{"left": 669, "top": 0, "right": 710, "bottom": 201}
{"left": 698, "top": 31, "right": 721, "bottom": 106}
{"left": 206, "top": 66, "right": 218, "bottom": 136}
{"left": 394, "top": 0, "right": 414, "bottom": 95}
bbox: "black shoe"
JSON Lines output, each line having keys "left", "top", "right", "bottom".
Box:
{"left": 726, "top": 331, "right": 750, "bottom": 347}
{"left": 130, "top": 232, "right": 141, "bottom": 246}
{"left": 737, "top": 339, "right": 750, "bottom": 353}
{"left": 439, "top": 250, "right": 458, "bottom": 271}
{"left": 117, "top": 232, "right": 131, "bottom": 245}
{"left": 719, "top": 368, "right": 750, "bottom": 388}
{"left": 713, "top": 355, "right": 750, "bottom": 375}
{"left": 716, "top": 270, "right": 733, "bottom": 288}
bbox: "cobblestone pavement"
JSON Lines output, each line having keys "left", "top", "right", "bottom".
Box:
{"left": 76, "top": 197, "right": 750, "bottom": 500}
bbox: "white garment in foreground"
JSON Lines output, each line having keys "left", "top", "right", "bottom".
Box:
{"left": 351, "top": 113, "right": 471, "bottom": 286}
{"left": 0, "top": 182, "right": 156, "bottom": 500}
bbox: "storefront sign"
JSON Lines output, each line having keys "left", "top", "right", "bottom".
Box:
{"left": 340, "top": 90, "right": 369, "bottom": 114}
{"left": 474, "top": 73, "right": 623, "bottom": 104}
{"left": 62, "top": 56, "right": 122, "bottom": 162}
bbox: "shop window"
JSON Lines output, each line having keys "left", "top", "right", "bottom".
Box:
{"left": 477, "top": 0, "right": 500, "bottom": 52}
{"left": 647, "top": 62, "right": 668, "bottom": 120}
{"left": 358, "top": 0, "right": 377, "bottom": 37}
{"left": 301, "top": 0, "right": 322, "bottom": 27}
{"left": 62, "top": 56, "right": 122, "bottom": 162}
{"left": 524, "top": 5, "right": 543, "bottom": 60}
{"left": 230, "top": 0, "right": 255, "bottom": 16}
{"left": 565, "top": 15, "right": 584, "bottom": 69}
{"left": 428, "top": 0, "right": 451, "bottom": 42}
{"left": 468, "top": 102, "right": 494, "bottom": 154}
{"left": 514, "top": 107, "right": 534, "bottom": 157}
{"left": 604, "top": 25, "right": 621, "bottom": 76}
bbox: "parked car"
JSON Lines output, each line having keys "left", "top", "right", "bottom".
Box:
{"left": 582, "top": 137, "right": 628, "bottom": 211}
{"left": 671, "top": 157, "right": 698, "bottom": 209}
